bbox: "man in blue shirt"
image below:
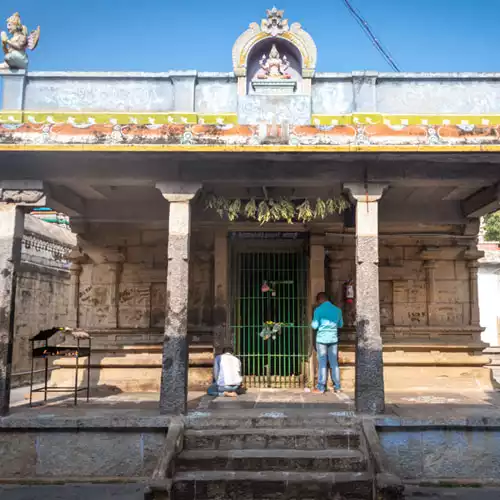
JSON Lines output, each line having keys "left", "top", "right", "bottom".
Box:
{"left": 311, "top": 292, "right": 343, "bottom": 394}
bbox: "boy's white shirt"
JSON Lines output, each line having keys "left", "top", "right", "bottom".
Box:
{"left": 217, "top": 353, "right": 242, "bottom": 386}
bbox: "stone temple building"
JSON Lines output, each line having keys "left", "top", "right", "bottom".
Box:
{"left": 1, "top": 7, "right": 500, "bottom": 416}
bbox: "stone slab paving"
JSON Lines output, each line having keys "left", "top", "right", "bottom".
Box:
{"left": 0, "top": 484, "right": 145, "bottom": 500}
{"left": 195, "top": 387, "right": 355, "bottom": 411}
{"left": 404, "top": 486, "right": 500, "bottom": 499}
{"left": 4, "top": 387, "right": 500, "bottom": 425}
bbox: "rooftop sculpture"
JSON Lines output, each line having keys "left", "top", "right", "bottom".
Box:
{"left": 261, "top": 7, "right": 289, "bottom": 36}
{"left": 232, "top": 7, "right": 317, "bottom": 94}
{"left": 0, "top": 12, "right": 40, "bottom": 70}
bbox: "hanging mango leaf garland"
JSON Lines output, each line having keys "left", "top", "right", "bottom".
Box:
{"left": 205, "top": 195, "right": 349, "bottom": 224}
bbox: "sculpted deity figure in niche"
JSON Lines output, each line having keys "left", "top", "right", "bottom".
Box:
{"left": 256, "top": 44, "right": 291, "bottom": 80}
{"left": 0, "top": 12, "right": 40, "bottom": 70}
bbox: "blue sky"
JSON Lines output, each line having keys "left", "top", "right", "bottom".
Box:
{"left": 1, "top": 0, "right": 498, "bottom": 73}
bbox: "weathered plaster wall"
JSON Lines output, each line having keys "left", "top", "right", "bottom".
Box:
{"left": 195, "top": 76, "right": 238, "bottom": 114}
{"left": 12, "top": 215, "right": 76, "bottom": 387}
{"left": 5, "top": 70, "right": 500, "bottom": 117}
{"left": 311, "top": 78, "right": 353, "bottom": 115}
{"left": 20, "top": 72, "right": 238, "bottom": 114}
{"left": 24, "top": 74, "right": 175, "bottom": 112}
{"left": 312, "top": 74, "right": 500, "bottom": 115}
{"left": 376, "top": 77, "right": 500, "bottom": 114}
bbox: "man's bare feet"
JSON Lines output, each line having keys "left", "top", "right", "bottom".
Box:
{"left": 223, "top": 391, "right": 237, "bottom": 398}
{"left": 312, "top": 388, "right": 325, "bottom": 395}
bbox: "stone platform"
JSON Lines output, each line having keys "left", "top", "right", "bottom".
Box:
{"left": 4, "top": 387, "right": 500, "bottom": 499}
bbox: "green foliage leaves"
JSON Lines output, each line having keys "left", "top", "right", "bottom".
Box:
{"left": 205, "top": 195, "right": 349, "bottom": 224}
{"left": 484, "top": 211, "right": 500, "bottom": 242}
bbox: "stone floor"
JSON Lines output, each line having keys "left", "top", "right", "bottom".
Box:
{"left": 8, "top": 385, "right": 500, "bottom": 419}
{"left": 4, "top": 387, "right": 500, "bottom": 430}
{"left": 0, "top": 484, "right": 145, "bottom": 500}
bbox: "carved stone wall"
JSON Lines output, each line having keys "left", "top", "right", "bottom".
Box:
{"left": 188, "top": 229, "right": 214, "bottom": 329}
{"left": 76, "top": 224, "right": 214, "bottom": 333}
{"left": 328, "top": 237, "right": 482, "bottom": 341}
{"left": 12, "top": 215, "right": 76, "bottom": 387}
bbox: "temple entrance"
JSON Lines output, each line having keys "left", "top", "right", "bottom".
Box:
{"left": 230, "top": 232, "right": 309, "bottom": 388}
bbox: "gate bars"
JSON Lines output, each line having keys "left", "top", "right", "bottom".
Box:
{"left": 230, "top": 236, "right": 309, "bottom": 388}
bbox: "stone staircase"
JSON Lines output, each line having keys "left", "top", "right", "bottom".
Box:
{"left": 170, "top": 412, "right": 374, "bottom": 500}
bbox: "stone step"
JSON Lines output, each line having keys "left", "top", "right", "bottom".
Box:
{"left": 172, "top": 470, "right": 373, "bottom": 500}
{"left": 184, "top": 427, "right": 361, "bottom": 450}
{"left": 186, "top": 410, "right": 359, "bottom": 430}
{"left": 176, "top": 448, "right": 367, "bottom": 473}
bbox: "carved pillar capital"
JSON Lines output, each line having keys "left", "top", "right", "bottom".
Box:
{"left": 464, "top": 249, "right": 484, "bottom": 263}
{"left": 67, "top": 248, "right": 89, "bottom": 266}
{"left": 327, "top": 248, "right": 345, "bottom": 265}
{"left": 69, "top": 262, "right": 82, "bottom": 275}
{"left": 420, "top": 246, "right": 442, "bottom": 262}
{"left": 466, "top": 260, "right": 480, "bottom": 271}
{"left": 0, "top": 181, "right": 45, "bottom": 206}
{"left": 344, "top": 183, "right": 388, "bottom": 203}
{"left": 155, "top": 182, "right": 201, "bottom": 203}
{"left": 423, "top": 259, "right": 437, "bottom": 270}
{"left": 76, "top": 236, "right": 124, "bottom": 265}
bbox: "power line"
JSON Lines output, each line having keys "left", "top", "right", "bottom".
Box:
{"left": 342, "top": 0, "right": 401, "bottom": 72}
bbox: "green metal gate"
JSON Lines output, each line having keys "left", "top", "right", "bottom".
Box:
{"left": 230, "top": 233, "right": 309, "bottom": 388}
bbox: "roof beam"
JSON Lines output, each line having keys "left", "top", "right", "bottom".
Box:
{"left": 461, "top": 184, "right": 500, "bottom": 218}
{"left": 46, "top": 184, "right": 85, "bottom": 216}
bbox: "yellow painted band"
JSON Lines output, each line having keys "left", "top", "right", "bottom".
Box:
{"left": 1, "top": 144, "right": 500, "bottom": 153}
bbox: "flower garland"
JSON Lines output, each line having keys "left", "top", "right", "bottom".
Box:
{"left": 205, "top": 195, "right": 349, "bottom": 224}
{"left": 260, "top": 321, "right": 289, "bottom": 341}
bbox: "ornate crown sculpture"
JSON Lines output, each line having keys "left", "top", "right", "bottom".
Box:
{"left": 262, "top": 6, "right": 289, "bottom": 36}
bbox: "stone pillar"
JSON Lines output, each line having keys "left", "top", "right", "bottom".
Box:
{"left": 156, "top": 183, "right": 200, "bottom": 415}
{"left": 424, "top": 260, "right": 437, "bottom": 325}
{"left": 68, "top": 263, "right": 82, "bottom": 328}
{"left": 105, "top": 261, "right": 121, "bottom": 329}
{"left": 0, "top": 182, "right": 45, "bottom": 416}
{"left": 464, "top": 248, "right": 484, "bottom": 327}
{"left": 308, "top": 234, "right": 326, "bottom": 386}
{"left": 345, "top": 183, "right": 387, "bottom": 414}
{"left": 67, "top": 248, "right": 88, "bottom": 329}
{"left": 213, "top": 228, "right": 229, "bottom": 354}
{"left": 420, "top": 248, "right": 440, "bottom": 326}
{"left": 0, "top": 205, "right": 24, "bottom": 416}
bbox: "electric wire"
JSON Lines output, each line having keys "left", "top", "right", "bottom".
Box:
{"left": 342, "top": 0, "right": 401, "bottom": 72}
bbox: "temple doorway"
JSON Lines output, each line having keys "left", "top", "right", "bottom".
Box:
{"left": 229, "top": 232, "right": 309, "bottom": 388}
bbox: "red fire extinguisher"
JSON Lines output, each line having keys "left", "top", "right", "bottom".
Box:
{"left": 344, "top": 280, "right": 355, "bottom": 304}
